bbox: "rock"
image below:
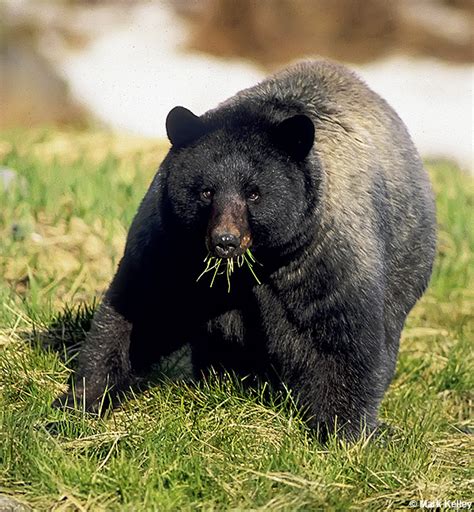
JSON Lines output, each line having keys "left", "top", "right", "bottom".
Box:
{"left": 0, "top": 495, "right": 31, "bottom": 512}
{"left": 0, "top": 167, "right": 27, "bottom": 192}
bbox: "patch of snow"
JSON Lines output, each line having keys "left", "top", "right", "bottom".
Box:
{"left": 357, "top": 57, "right": 473, "bottom": 172}
{"left": 54, "top": 4, "right": 263, "bottom": 136}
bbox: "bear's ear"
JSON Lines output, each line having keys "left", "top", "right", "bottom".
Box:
{"left": 166, "top": 106, "right": 206, "bottom": 147}
{"left": 273, "top": 114, "right": 315, "bottom": 160}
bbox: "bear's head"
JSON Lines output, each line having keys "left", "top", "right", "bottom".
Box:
{"left": 163, "top": 105, "right": 317, "bottom": 261}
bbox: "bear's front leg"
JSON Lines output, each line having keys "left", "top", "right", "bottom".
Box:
{"left": 267, "top": 309, "right": 388, "bottom": 442}
{"left": 54, "top": 298, "right": 133, "bottom": 412}
{"left": 287, "top": 348, "right": 386, "bottom": 442}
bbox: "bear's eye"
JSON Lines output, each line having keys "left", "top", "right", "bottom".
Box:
{"left": 201, "top": 189, "right": 213, "bottom": 201}
{"left": 247, "top": 190, "right": 260, "bottom": 202}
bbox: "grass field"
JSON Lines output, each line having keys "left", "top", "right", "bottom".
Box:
{"left": 0, "top": 128, "right": 472, "bottom": 511}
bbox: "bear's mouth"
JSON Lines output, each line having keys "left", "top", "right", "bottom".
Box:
{"left": 197, "top": 246, "right": 262, "bottom": 292}
{"left": 206, "top": 234, "right": 252, "bottom": 259}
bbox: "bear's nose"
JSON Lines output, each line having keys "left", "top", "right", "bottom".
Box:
{"left": 213, "top": 233, "right": 240, "bottom": 258}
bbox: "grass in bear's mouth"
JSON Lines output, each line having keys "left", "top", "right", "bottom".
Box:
{"left": 196, "top": 249, "right": 262, "bottom": 292}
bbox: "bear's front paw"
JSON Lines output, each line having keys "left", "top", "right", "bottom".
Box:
{"left": 52, "top": 381, "right": 115, "bottom": 414}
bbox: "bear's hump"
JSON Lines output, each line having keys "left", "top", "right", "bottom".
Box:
{"left": 206, "top": 59, "right": 396, "bottom": 138}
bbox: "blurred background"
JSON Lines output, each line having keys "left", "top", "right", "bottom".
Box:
{"left": 1, "top": 0, "right": 473, "bottom": 171}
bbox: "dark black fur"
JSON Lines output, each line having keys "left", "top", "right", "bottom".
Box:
{"left": 55, "top": 60, "right": 436, "bottom": 441}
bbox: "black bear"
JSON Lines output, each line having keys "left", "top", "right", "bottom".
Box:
{"left": 56, "top": 60, "right": 436, "bottom": 441}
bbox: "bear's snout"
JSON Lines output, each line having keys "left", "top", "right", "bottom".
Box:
{"left": 208, "top": 228, "right": 251, "bottom": 258}
{"left": 207, "top": 196, "right": 251, "bottom": 258}
{"left": 212, "top": 233, "right": 240, "bottom": 258}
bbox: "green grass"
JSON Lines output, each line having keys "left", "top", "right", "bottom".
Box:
{"left": 0, "top": 129, "right": 472, "bottom": 510}
{"left": 197, "top": 249, "right": 262, "bottom": 292}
